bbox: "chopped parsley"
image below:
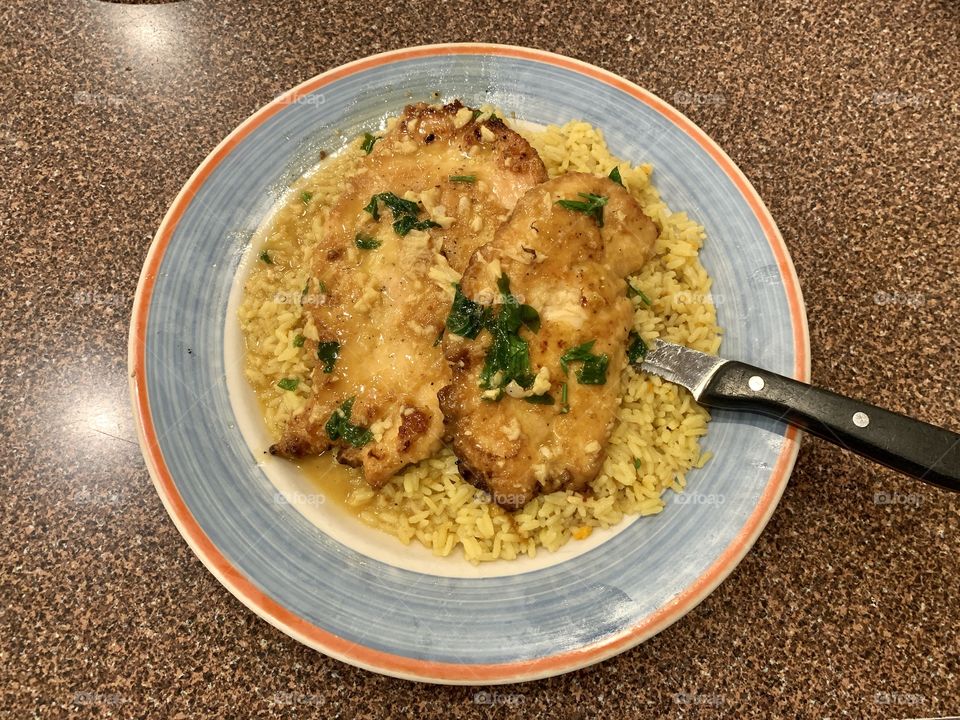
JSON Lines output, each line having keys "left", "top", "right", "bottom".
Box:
{"left": 277, "top": 377, "right": 299, "bottom": 391}
{"left": 633, "top": 458, "right": 642, "bottom": 470}
{"left": 478, "top": 274, "right": 538, "bottom": 392}
{"left": 524, "top": 393, "right": 555, "bottom": 405}
{"left": 608, "top": 166, "right": 624, "bottom": 187}
{"left": 360, "top": 132, "right": 379, "bottom": 154}
{"left": 324, "top": 397, "right": 373, "bottom": 447}
{"left": 392, "top": 214, "right": 440, "bottom": 236}
{"left": 354, "top": 232, "right": 382, "bottom": 250}
{"left": 293, "top": 334, "right": 305, "bottom": 348}
{"left": 560, "top": 382, "right": 569, "bottom": 414}
{"left": 433, "top": 329, "right": 444, "bottom": 347}
{"left": 300, "top": 280, "right": 310, "bottom": 304}
{"left": 560, "top": 340, "right": 609, "bottom": 385}
{"left": 445, "top": 284, "right": 489, "bottom": 339}
{"left": 363, "top": 192, "right": 419, "bottom": 222}
{"left": 259, "top": 250, "right": 273, "bottom": 264}
{"left": 627, "top": 282, "right": 653, "bottom": 305}
{"left": 300, "top": 191, "right": 313, "bottom": 204}
{"left": 363, "top": 192, "right": 438, "bottom": 236}
{"left": 471, "top": 108, "right": 483, "bottom": 120}
{"left": 316, "top": 340, "right": 340, "bottom": 373}
{"left": 449, "top": 175, "right": 477, "bottom": 183}
{"left": 627, "top": 331, "right": 648, "bottom": 364}
{"left": 556, "top": 193, "right": 608, "bottom": 227}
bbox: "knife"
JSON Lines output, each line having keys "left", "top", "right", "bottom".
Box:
{"left": 638, "top": 340, "right": 960, "bottom": 492}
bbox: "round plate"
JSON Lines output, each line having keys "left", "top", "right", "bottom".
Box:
{"left": 129, "top": 44, "right": 809, "bottom": 684}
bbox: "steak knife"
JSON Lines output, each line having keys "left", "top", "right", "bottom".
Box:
{"left": 637, "top": 340, "right": 960, "bottom": 491}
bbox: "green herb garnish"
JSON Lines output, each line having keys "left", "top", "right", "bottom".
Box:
{"left": 445, "top": 284, "right": 489, "bottom": 339}
{"left": 627, "top": 331, "right": 647, "bottom": 364}
{"left": 293, "top": 334, "right": 305, "bottom": 348}
{"left": 433, "top": 329, "right": 444, "bottom": 347}
{"left": 354, "top": 233, "right": 382, "bottom": 250}
{"left": 363, "top": 192, "right": 437, "bottom": 236}
{"left": 364, "top": 192, "right": 420, "bottom": 220}
{"left": 471, "top": 108, "right": 483, "bottom": 120}
{"left": 362, "top": 196, "right": 381, "bottom": 221}
{"left": 277, "top": 378, "right": 299, "bottom": 391}
{"left": 478, "top": 274, "right": 537, "bottom": 392}
{"left": 300, "top": 191, "right": 313, "bottom": 204}
{"left": 360, "top": 132, "right": 379, "bottom": 154}
{"left": 324, "top": 397, "right": 373, "bottom": 447}
{"left": 560, "top": 382, "right": 569, "bottom": 414}
{"left": 627, "top": 282, "right": 653, "bottom": 305}
{"left": 556, "top": 193, "right": 608, "bottom": 227}
{"left": 633, "top": 458, "right": 642, "bottom": 470}
{"left": 316, "top": 341, "right": 340, "bottom": 373}
{"left": 449, "top": 175, "right": 477, "bottom": 183}
{"left": 259, "top": 250, "right": 273, "bottom": 264}
{"left": 393, "top": 215, "right": 440, "bottom": 236}
{"left": 560, "top": 340, "right": 609, "bottom": 385}
{"left": 524, "top": 393, "right": 555, "bottom": 405}
{"left": 608, "top": 166, "right": 624, "bottom": 187}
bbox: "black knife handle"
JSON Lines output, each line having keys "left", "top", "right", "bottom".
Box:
{"left": 700, "top": 361, "right": 960, "bottom": 492}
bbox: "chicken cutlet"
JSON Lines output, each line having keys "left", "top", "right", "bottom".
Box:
{"left": 269, "top": 101, "right": 547, "bottom": 487}
{"left": 438, "top": 172, "right": 659, "bottom": 508}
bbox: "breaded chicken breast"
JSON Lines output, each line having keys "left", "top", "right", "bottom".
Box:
{"left": 439, "top": 173, "right": 659, "bottom": 508}
{"left": 269, "top": 101, "right": 547, "bottom": 487}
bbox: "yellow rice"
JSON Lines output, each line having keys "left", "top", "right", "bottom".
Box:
{"left": 238, "top": 116, "right": 722, "bottom": 563}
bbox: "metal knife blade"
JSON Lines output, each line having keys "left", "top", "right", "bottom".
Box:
{"left": 638, "top": 339, "right": 727, "bottom": 400}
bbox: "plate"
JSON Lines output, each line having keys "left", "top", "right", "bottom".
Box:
{"left": 129, "top": 44, "right": 809, "bottom": 683}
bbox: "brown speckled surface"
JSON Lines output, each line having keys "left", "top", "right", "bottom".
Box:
{"left": 2, "top": 0, "right": 958, "bottom": 717}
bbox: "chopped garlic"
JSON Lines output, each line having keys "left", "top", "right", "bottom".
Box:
{"left": 479, "top": 125, "right": 496, "bottom": 143}
{"left": 502, "top": 418, "right": 521, "bottom": 441}
{"left": 369, "top": 417, "right": 393, "bottom": 444}
{"left": 504, "top": 367, "right": 551, "bottom": 399}
{"left": 584, "top": 441, "right": 601, "bottom": 454}
{"left": 453, "top": 106, "right": 473, "bottom": 128}
{"left": 353, "top": 285, "right": 380, "bottom": 313}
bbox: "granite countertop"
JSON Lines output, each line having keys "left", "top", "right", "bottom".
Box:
{"left": 2, "top": 1, "right": 958, "bottom": 717}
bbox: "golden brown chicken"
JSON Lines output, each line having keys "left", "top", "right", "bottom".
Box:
{"left": 269, "top": 101, "right": 547, "bottom": 487}
{"left": 438, "top": 172, "right": 659, "bottom": 508}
